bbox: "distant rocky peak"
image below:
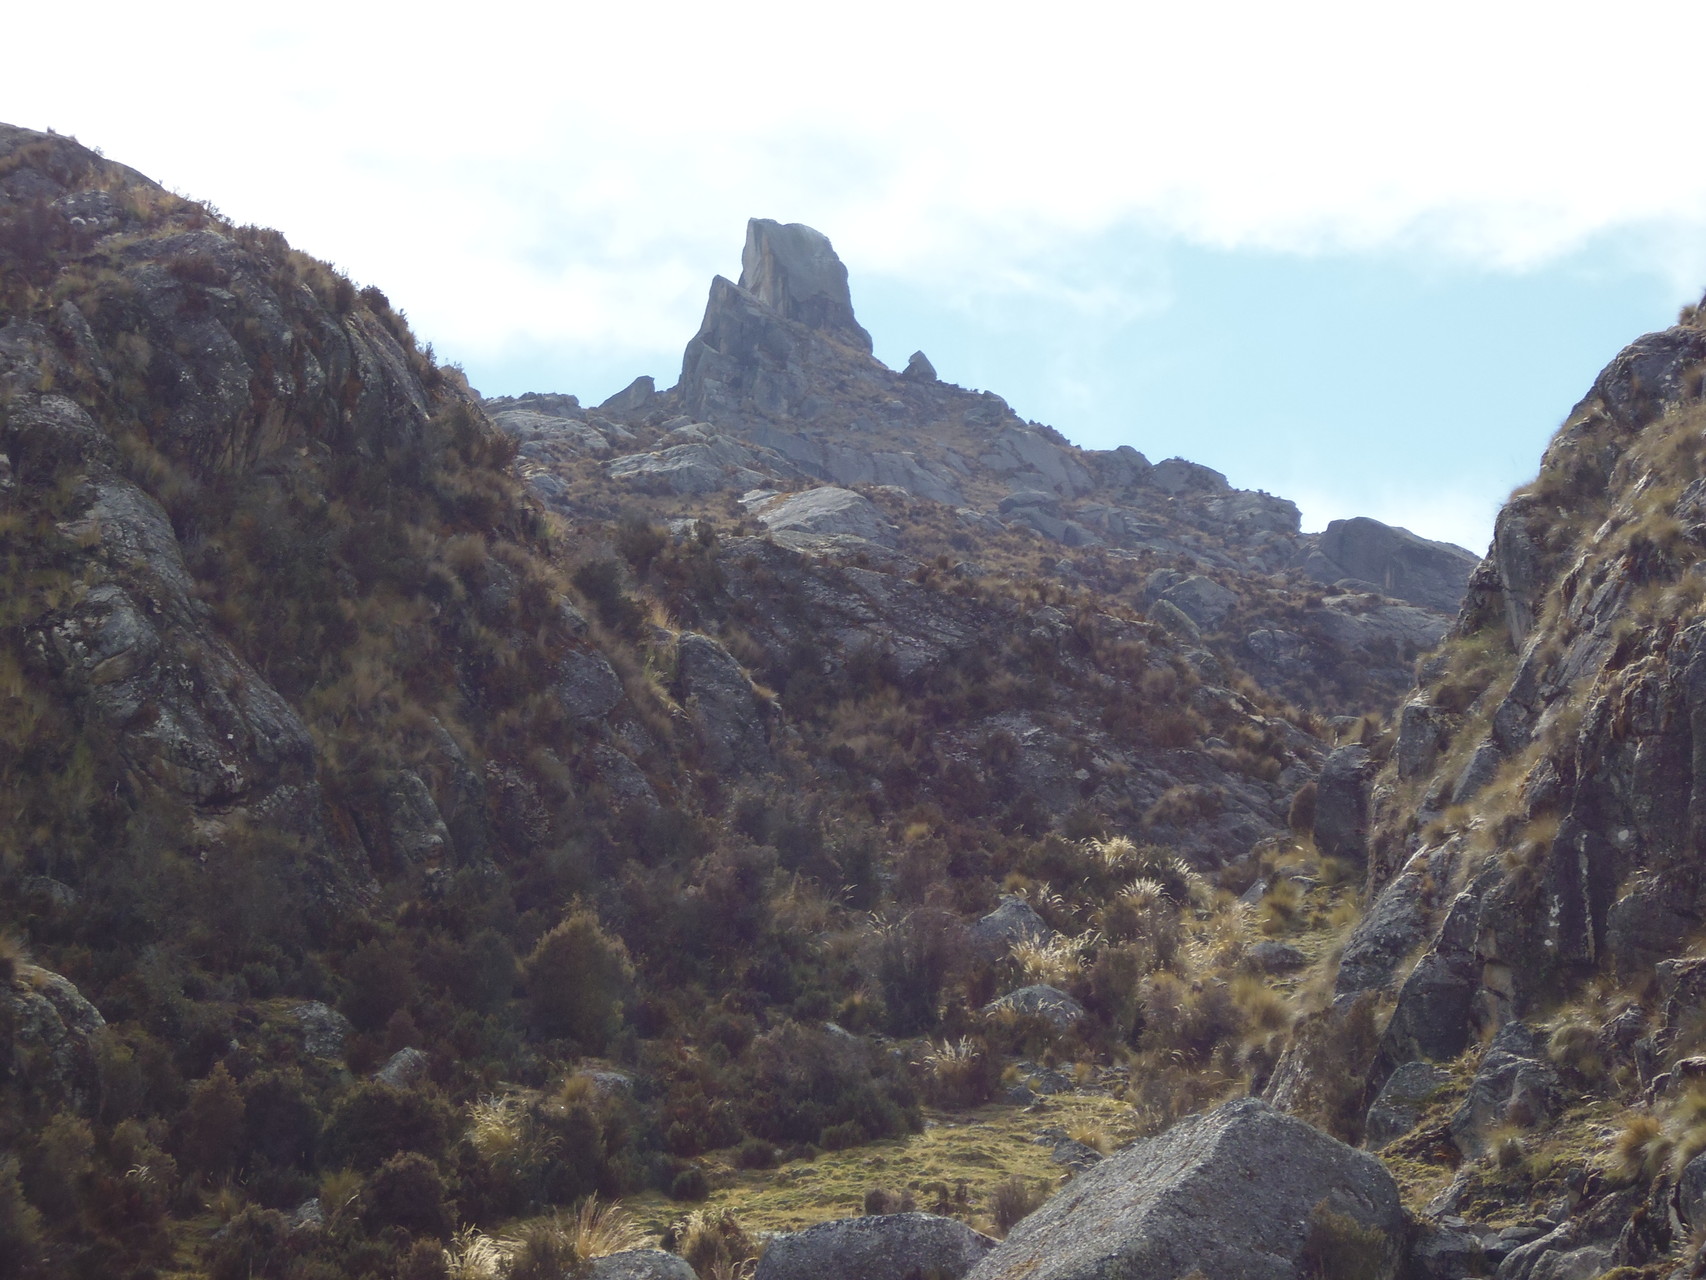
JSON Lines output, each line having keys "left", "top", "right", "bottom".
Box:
{"left": 737, "top": 218, "right": 873, "bottom": 354}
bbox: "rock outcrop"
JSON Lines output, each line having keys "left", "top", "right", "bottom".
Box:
{"left": 2, "top": 964, "right": 106, "bottom": 1116}
{"left": 967, "top": 1097, "right": 1407, "bottom": 1280}
{"left": 1299, "top": 517, "right": 1481, "bottom": 613}
{"left": 754, "top": 1213, "right": 996, "bottom": 1280}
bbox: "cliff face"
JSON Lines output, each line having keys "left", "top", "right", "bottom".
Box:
{"left": 1265, "top": 311, "right": 1706, "bottom": 1277}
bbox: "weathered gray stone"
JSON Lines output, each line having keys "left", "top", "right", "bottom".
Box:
{"left": 1337, "top": 852, "right": 1436, "bottom": 995}
{"left": 607, "top": 430, "right": 785, "bottom": 495}
{"left": 558, "top": 649, "right": 624, "bottom": 721}
{"left": 372, "top": 1047, "right": 430, "bottom": 1088}
{"left": 1158, "top": 574, "right": 1238, "bottom": 630}
{"left": 1396, "top": 700, "right": 1451, "bottom": 780}
{"left": 1314, "top": 745, "right": 1375, "bottom": 864}
{"left": 1248, "top": 940, "right": 1308, "bottom": 973}
{"left": 1677, "top": 1151, "right": 1706, "bottom": 1231}
{"left": 1410, "top": 1223, "right": 1486, "bottom": 1280}
{"left": 1496, "top": 1222, "right": 1614, "bottom": 1280}
{"left": 1449, "top": 1022, "right": 1557, "bottom": 1158}
{"left": 970, "top": 897, "right": 1056, "bottom": 955}
{"left": 1380, "top": 871, "right": 1491, "bottom": 1066}
{"left": 1146, "top": 598, "right": 1202, "bottom": 643}
{"left": 599, "top": 375, "right": 656, "bottom": 414}
{"left": 753, "top": 486, "right": 897, "bottom": 547}
{"left": 1148, "top": 457, "right": 1229, "bottom": 495}
{"left": 754, "top": 1213, "right": 996, "bottom": 1280}
{"left": 676, "top": 632, "right": 770, "bottom": 773}
{"left": 1363, "top": 1061, "right": 1450, "bottom": 1149}
{"left": 968, "top": 1097, "right": 1406, "bottom": 1280}
{"left": 292, "top": 1002, "right": 352, "bottom": 1059}
{"left": 4, "top": 965, "right": 106, "bottom": 1115}
{"left": 351, "top": 769, "right": 451, "bottom": 870}
{"left": 739, "top": 218, "right": 872, "bottom": 354}
{"left": 1301, "top": 517, "right": 1478, "bottom": 613}
{"left": 900, "top": 351, "right": 937, "bottom": 382}
{"left": 589, "top": 1249, "right": 698, "bottom": 1280}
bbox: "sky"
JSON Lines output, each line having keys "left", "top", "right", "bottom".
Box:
{"left": 6, "top": 0, "right": 1706, "bottom": 554}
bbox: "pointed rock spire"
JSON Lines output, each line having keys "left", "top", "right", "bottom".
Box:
{"left": 737, "top": 218, "right": 872, "bottom": 354}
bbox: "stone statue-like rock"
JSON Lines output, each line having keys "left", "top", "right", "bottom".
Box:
{"left": 967, "top": 1097, "right": 1407, "bottom": 1280}
{"left": 754, "top": 1212, "right": 996, "bottom": 1280}
{"left": 738, "top": 218, "right": 872, "bottom": 354}
{"left": 599, "top": 375, "right": 656, "bottom": 414}
{"left": 900, "top": 350, "right": 937, "bottom": 381}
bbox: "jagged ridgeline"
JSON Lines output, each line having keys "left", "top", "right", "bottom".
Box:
{"left": 17, "top": 112, "right": 1693, "bottom": 1280}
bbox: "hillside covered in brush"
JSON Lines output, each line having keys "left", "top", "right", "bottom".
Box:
{"left": 9, "top": 116, "right": 1701, "bottom": 1280}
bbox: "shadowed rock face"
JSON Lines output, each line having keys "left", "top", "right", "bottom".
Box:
{"left": 739, "top": 218, "right": 872, "bottom": 354}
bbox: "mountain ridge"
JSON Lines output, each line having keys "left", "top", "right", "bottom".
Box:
{"left": 7, "top": 121, "right": 1704, "bottom": 1280}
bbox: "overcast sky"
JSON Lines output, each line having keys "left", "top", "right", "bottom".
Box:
{"left": 7, "top": 0, "right": 1706, "bottom": 553}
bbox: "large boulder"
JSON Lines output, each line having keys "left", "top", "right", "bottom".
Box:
{"left": 753, "top": 486, "right": 897, "bottom": 547}
{"left": 968, "top": 1097, "right": 1407, "bottom": 1280}
{"left": 1364, "top": 1061, "right": 1451, "bottom": 1150}
{"left": 1447, "top": 1022, "right": 1556, "bottom": 1158}
{"left": 589, "top": 1250, "right": 697, "bottom": 1280}
{"left": 754, "top": 1212, "right": 995, "bottom": 1280}
{"left": 970, "top": 897, "right": 1056, "bottom": 957}
{"left": 1157, "top": 575, "right": 1238, "bottom": 630}
{"left": 1313, "top": 745, "right": 1375, "bottom": 864}
{"left": 1301, "top": 517, "right": 1479, "bottom": 613}
{"left": 3, "top": 964, "right": 107, "bottom": 1115}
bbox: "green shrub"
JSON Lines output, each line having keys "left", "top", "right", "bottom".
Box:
{"left": 669, "top": 1166, "right": 708, "bottom": 1202}
{"left": 0, "top": 1157, "right": 43, "bottom": 1280}
{"left": 204, "top": 1206, "right": 301, "bottom": 1280}
{"left": 522, "top": 909, "right": 635, "bottom": 1049}
{"left": 361, "top": 1151, "right": 452, "bottom": 1239}
{"left": 241, "top": 1069, "right": 320, "bottom": 1172}
{"left": 1299, "top": 1200, "right": 1395, "bottom": 1280}
{"left": 734, "top": 1137, "right": 777, "bottom": 1170}
{"left": 322, "top": 1082, "right": 452, "bottom": 1172}
{"left": 871, "top": 909, "right": 967, "bottom": 1035}
{"left": 176, "top": 1064, "right": 244, "bottom": 1180}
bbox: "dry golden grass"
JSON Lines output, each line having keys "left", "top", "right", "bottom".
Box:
{"left": 617, "top": 1096, "right": 1140, "bottom": 1240}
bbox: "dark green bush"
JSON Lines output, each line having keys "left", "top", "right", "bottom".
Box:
{"left": 361, "top": 1151, "right": 452, "bottom": 1239}
{"left": 204, "top": 1206, "right": 299, "bottom": 1280}
{"left": 322, "top": 1082, "right": 452, "bottom": 1172}
{"left": 522, "top": 909, "right": 634, "bottom": 1049}
{"left": 668, "top": 1166, "right": 708, "bottom": 1201}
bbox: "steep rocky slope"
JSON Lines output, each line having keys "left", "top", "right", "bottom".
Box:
{"left": 0, "top": 121, "right": 1560, "bottom": 1280}
{"left": 1273, "top": 316, "right": 1706, "bottom": 1278}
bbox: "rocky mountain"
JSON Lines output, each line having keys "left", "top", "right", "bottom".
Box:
{"left": 9, "top": 117, "right": 1696, "bottom": 1280}
{"left": 490, "top": 217, "right": 1477, "bottom": 720}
